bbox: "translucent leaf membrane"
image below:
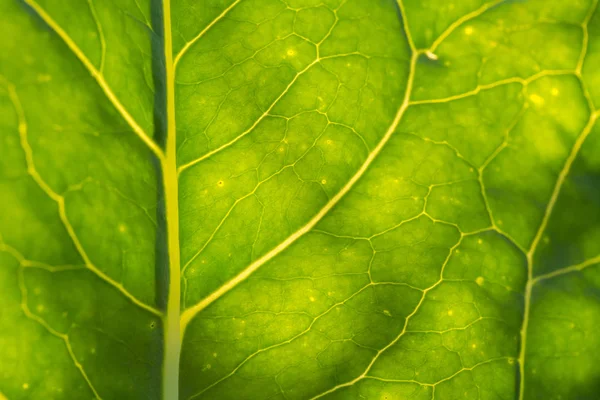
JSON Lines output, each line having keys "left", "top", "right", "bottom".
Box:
{"left": 1, "top": 0, "right": 599, "bottom": 399}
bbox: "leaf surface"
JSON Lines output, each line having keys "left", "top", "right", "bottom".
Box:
{"left": 1, "top": 0, "right": 600, "bottom": 399}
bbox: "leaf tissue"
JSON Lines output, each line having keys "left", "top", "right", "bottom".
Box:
{"left": 1, "top": 0, "right": 599, "bottom": 399}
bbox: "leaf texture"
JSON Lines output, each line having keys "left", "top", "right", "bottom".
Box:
{"left": 1, "top": 0, "right": 599, "bottom": 399}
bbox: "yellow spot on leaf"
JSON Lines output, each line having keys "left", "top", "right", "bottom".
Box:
{"left": 447, "top": 309, "right": 454, "bottom": 316}
{"left": 551, "top": 88, "right": 559, "bottom": 96}
{"left": 464, "top": 26, "right": 474, "bottom": 35}
{"left": 118, "top": 223, "right": 127, "bottom": 233}
{"left": 529, "top": 94, "right": 545, "bottom": 106}
{"left": 476, "top": 276, "right": 485, "bottom": 286}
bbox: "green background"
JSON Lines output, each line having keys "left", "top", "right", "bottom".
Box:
{"left": 1, "top": 0, "right": 599, "bottom": 399}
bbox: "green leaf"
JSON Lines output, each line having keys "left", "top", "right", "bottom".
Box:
{"left": 1, "top": 0, "right": 599, "bottom": 399}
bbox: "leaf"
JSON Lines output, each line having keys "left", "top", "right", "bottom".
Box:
{"left": 1, "top": 0, "right": 599, "bottom": 399}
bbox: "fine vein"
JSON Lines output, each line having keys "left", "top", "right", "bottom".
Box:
{"left": 2, "top": 76, "right": 162, "bottom": 318}
{"left": 179, "top": 47, "right": 419, "bottom": 337}
{"left": 173, "top": 0, "right": 244, "bottom": 69}
{"left": 22, "top": 0, "right": 164, "bottom": 160}
{"left": 518, "top": 112, "right": 598, "bottom": 400}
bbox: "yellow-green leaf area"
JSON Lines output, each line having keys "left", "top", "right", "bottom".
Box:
{"left": 1, "top": 0, "right": 599, "bottom": 399}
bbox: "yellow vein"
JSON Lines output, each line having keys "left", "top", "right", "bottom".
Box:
{"left": 160, "top": 1, "right": 182, "bottom": 399}
{"left": 395, "top": 0, "right": 416, "bottom": 52}
{"left": 181, "top": 123, "right": 335, "bottom": 304}
{"left": 410, "top": 77, "right": 524, "bottom": 105}
{"left": 576, "top": 0, "right": 598, "bottom": 74}
{"left": 179, "top": 50, "right": 419, "bottom": 336}
{"left": 173, "top": 0, "right": 243, "bottom": 69}
{"left": 176, "top": 3, "right": 345, "bottom": 174}
{"left": 478, "top": 105, "right": 529, "bottom": 255}
{"left": 177, "top": 58, "right": 320, "bottom": 174}
{"left": 532, "top": 255, "right": 600, "bottom": 284}
{"left": 311, "top": 286, "right": 422, "bottom": 398}
{"left": 518, "top": 112, "right": 598, "bottom": 400}
{"left": 2, "top": 78, "right": 162, "bottom": 318}
{"left": 528, "top": 113, "right": 598, "bottom": 267}
{"left": 310, "top": 236, "right": 463, "bottom": 399}
{"left": 409, "top": 69, "right": 574, "bottom": 106}
{"left": 188, "top": 283, "right": 377, "bottom": 399}
{"left": 2, "top": 244, "right": 85, "bottom": 272}
{"left": 18, "top": 269, "right": 101, "bottom": 399}
{"left": 364, "top": 357, "right": 510, "bottom": 387}
{"left": 428, "top": 0, "right": 504, "bottom": 52}
{"left": 86, "top": 0, "right": 106, "bottom": 73}
{"left": 22, "top": 0, "right": 163, "bottom": 160}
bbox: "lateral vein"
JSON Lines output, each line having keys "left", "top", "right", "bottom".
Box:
{"left": 518, "top": 111, "right": 597, "bottom": 400}
{"left": 2, "top": 77, "right": 162, "bottom": 318}
{"left": 428, "top": 0, "right": 505, "bottom": 52}
{"left": 22, "top": 0, "right": 164, "bottom": 160}
{"left": 310, "top": 235, "right": 463, "bottom": 399}
{"left": 532, "top": 255, "right": 600, "bottom": 284}
{"left": 177, "top": 58, "right": 320, "bottom": 174}
{"left": 18, "top": 267, "right": 102, "bottom": 399}
{"left": 173, "top": 0, "right": 244, "bottom": 68}
{"left": 179, "top": 50, "right": 419, "bottom": 336}
{"left": 176, "top": 0, "right": 348, "bottom": 174}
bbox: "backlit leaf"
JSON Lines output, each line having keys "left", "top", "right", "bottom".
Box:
{"left": 1, "top": 0, "right": 599, "bottom": 399}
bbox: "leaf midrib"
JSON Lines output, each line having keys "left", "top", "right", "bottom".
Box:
{"left": 15, "top": 0, "right": 600, "bottom": 399}
{"left": 15, "top": 2, "right": 495, "bottom": 399}
{"left": 19, "top": 1, "right": 182, "bottom": 398}
{"left": 160, "top": 1, "right": 181, "bottom": 399}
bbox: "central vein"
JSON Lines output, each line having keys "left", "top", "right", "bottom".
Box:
{"left": 161, "top": 0, "right": 181, "bottom": 399}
